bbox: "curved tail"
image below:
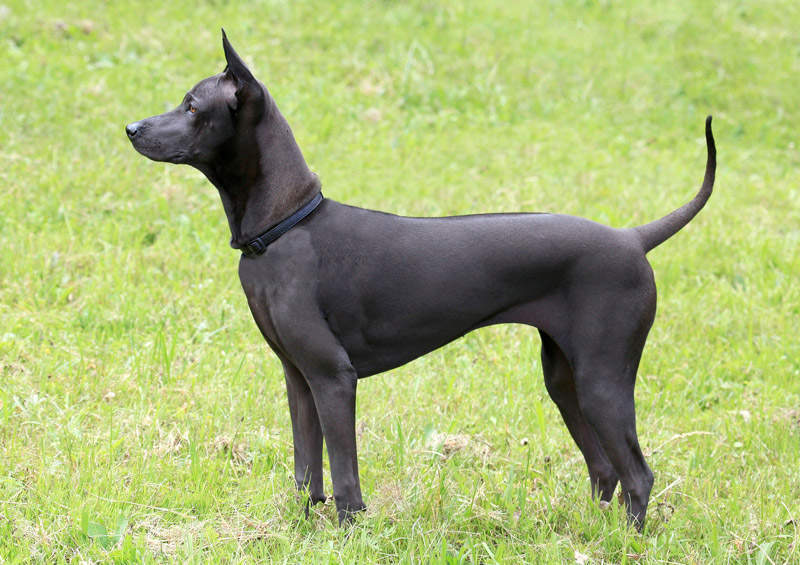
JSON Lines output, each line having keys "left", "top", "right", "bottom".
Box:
{"left": 634, "top": 116, "right": 716, "bottom": 252}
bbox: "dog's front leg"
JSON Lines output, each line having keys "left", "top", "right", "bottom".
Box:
{"left": 306, "top": 366, "right": 365, "bottom": 525}
{"left": 270, "top": 297, "right": 366, "bottom": 525}
{"left": 282, "top": 359, "right": 326, "bottom": 515}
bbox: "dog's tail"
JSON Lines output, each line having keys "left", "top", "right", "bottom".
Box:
{"left": 634, "top": 116, "right": 716, "bottom": 252}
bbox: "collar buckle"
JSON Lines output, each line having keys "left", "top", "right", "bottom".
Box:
{"left": 241, "top": 238, "right": 267, "bottom": 257}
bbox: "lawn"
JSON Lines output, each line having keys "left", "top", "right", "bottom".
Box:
{"left": 1, "top": 0, "right": 798, "bottom": 562}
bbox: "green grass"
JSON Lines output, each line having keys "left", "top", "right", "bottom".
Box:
{"left": 1, "top": 0, "right": 799, "bottom": 562}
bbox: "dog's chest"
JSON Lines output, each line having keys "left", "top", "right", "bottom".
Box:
{"left": 236, "top": 233, "right": 320, "bottom": 354}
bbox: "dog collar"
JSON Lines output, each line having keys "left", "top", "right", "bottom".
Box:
{"left": 238, "top": 192, "right": 324, "bottom": 257}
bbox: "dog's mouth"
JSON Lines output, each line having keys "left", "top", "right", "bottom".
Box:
{"left": 125, "top": 122, "right": 186, "bottom": 164}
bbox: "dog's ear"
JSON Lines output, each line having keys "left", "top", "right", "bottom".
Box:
{"left": 221, "top": 29, "right": 261, "bottom": 111}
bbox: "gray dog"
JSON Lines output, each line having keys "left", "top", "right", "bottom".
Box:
{"left": 126, "top": 31, "right": 716, "bottom": 529}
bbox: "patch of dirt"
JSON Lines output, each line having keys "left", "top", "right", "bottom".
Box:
{"left": 209, "top": 435, "right": 253, "bottom": 468}
{"left": 137, "top": 515, "right": 205, "bottom": 556}
{"left": 153, "top": 425, "right": 189, "bottom": 456}
{"left": 426, "top": 432, "right": 491, "bottom": 463}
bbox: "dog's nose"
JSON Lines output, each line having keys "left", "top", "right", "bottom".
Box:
{"left": 125, "top": 122, "right": 140, "bottom": 138}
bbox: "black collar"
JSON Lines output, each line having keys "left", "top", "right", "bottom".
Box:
{"left": 238, "top": 192, "right": 324, "bottom": 257}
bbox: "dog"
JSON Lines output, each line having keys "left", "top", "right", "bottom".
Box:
{"left": 126, "top": 30, "right": 715, "bottom": 529}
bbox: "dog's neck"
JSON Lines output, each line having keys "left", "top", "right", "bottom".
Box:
{"left": 198, "top": 96, "right": 320, "bottom": 249}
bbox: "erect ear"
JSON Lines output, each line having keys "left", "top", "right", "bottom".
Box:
{"left": 221, "top": 29, "right": 261, "bottom": 111}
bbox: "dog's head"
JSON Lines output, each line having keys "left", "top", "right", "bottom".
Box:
{"left": 126, "top": 30, "right": 267, "bottom": 168}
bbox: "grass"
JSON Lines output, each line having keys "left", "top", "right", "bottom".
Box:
{"left": 1, "top": 0, "right": 799, "bottom": 562}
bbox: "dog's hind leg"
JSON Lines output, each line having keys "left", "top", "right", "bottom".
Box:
{"left": 568, "top": 300, "right": 656, "bottom": 530}
{"left": 573, "top": 361, "right": 653, "bottom": 529}
{"left": 539, "top": 330, "right": 619, "bottom": 502}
